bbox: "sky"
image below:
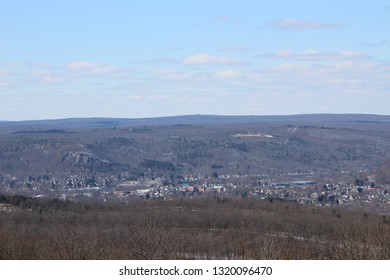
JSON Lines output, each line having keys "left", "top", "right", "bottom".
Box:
{"left": 1, "top": 0, "right": 390, "bottom": 120}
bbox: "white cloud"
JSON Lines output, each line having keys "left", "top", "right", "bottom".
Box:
{"left": 153, "top": 68, "right": 191, "bottom": 80}
{"left": 247, "top": 61, "right": 390, "bottom": 95}
{"left": 66, "top": 61, "right": 120, "bottom": 74}
{"left": 153, "top": 68, "right": 176, "bottom": 74}
{"left": 32, "top": 69, "right": 52, "bottom": 76}
{"left": 215, "top": 70, "right": 241, "bottom": 79}
{"left": 183, "top": 53, "right": 241, "bottom": 65}
{"left": 0, "top": 70, "right": 14, "bottom": 75}
{"left": 3, "top": 56, "right": 390, "bottom": 119}
{"left": 32, "top": 71, "right": 63, "bottom": 83}
{"left": 271, "top": 18, "right": 344, "bottom": 30}
{"left": 270, "top": 49, "right": 370, "bottom": 61}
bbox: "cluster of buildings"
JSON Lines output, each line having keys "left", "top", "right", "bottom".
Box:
{"left": 1, "top": 172, "right": 389, "bottom": 213}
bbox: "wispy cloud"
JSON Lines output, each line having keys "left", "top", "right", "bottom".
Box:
{"left": 213, "top": 15, "right": 242, "bottom": 23}
{"left": 183, "top": 53, "right": 241, "bottom": 65}
{"left": 264, "top": 49, "right": 370, "bottom": 61}
{"left": 271, "top": 18, "right": 344, "bottom": 30}
{"left": 0, "top": 70, "right": 15, "bottom": 75}
{"left": 2, "top": 58, "right": 390, "bottom": 119}
{"left": 31, "top": 69, "right": 64, "bottom": 83}
{"left": 214, "top": 16, "right": 233, "bottom": 22}
{"left": 32, "top": 69, "right": 52, "bottom": 76}
{"left": 183, "top": 53, "right": 242, "bottom": 65}
{"left": 361, "top": 40, "right": 387, "bottom": 47}
{"left": 153, "top": 68, "right": 191, "bottom": 80}
{"left": 215, "top": 69, "right": 241, "bottom": 79}
{"left": 66, "top": 61, "right": 120, "bottom": 74}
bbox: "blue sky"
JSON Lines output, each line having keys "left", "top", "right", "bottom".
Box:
{"left": 1, "top": 0, "right": 389, "bottom": 120}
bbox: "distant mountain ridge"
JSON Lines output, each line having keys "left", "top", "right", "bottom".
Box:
{"left": 1, "top": 113, "right": 390, "bottom": 201}
{"left": 1, "top": 114, "right": 390, "bottom": 129}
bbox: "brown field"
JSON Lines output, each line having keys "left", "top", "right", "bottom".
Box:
{"left": 0, "top": 195, "right": 389, "bottom": 260}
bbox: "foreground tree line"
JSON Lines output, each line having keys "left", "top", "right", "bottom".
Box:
{"left": 0, "top": 195, "right": 389, "bottom": 259}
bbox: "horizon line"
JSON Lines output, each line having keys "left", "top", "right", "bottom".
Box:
{"left": 1, "top": 113, "right": 390, "bottom": 123}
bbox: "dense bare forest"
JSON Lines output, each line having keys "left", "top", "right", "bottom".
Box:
{"left": 0, "top": 195, "right": 389, "bottom": 260}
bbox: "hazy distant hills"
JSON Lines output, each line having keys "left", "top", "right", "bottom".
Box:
{"left": 1, "top": 114, "right": 390, "bottom": 130}
{"left": 1, "top": 114, "right": 390, "bottom": 183}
